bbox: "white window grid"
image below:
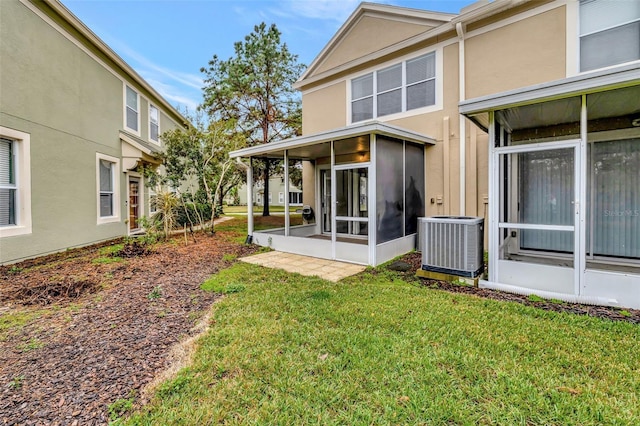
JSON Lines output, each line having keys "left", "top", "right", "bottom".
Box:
{"left": 351, "top": 52, "right": 436, "bottom": 123}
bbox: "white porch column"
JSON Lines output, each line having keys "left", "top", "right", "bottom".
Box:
{"left": 369, "top": 133, "right": 377, "bottom": 266}
{"left": 330, "top": 140, "right": 336, "bottom": 260}
{"left": 246, "top": 158, "right": 254, "bottom": 237}
{"left": 284, "top": 150, "right": 290, "bottom": 236}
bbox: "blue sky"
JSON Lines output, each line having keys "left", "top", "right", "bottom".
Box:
{"left": 62, "top": 0, "right": 474, "bottom": 113}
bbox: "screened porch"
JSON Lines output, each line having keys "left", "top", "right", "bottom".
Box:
{"left": 229, "top": 122, "right": 435, "bottom": 266}
{"left": 461, "top": 63, "right": 640, "bottom": 309}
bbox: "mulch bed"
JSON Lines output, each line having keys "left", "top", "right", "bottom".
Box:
{"left": 0, "top": 229, "right": 258, "bottom": 425}
{"left": 394, "top": 252, "right": 640, "bottom": 324}
{"left": 1, "top": 230, "right": 637, "bottom": 425}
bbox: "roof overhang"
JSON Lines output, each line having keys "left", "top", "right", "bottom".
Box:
{"left": 229, "top": 121, "right": 436, "bottom": 160}
{"left": 120, "top": 131, "right": 162, "bottom": 170}
{"left": 459, "top": 63, "right": 640, "bottom": 131}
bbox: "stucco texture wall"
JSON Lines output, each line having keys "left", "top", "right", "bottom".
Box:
{"left": 465, "top": 6, "right": 567, "bottom": 99}
{"left": 0, "top": 1, "right": 126, "bottom": 263}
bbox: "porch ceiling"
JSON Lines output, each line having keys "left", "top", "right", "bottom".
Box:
{"left": 229, "top": 121, "right": 436, "bottom": 160}
{"left": 459, "top": 63, "right": 640, "bottom": 131}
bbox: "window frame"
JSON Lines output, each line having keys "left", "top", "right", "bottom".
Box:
{"left": 349, "top": 51, "right": 439, "bottom": 124}
{"left": 578, "top": 0, "right": 640, "bottom": 73}
{"left": 96, "top": 153, "right": 121, "bottom": 224}
{"left": 124, "top": 84, "right": 141, "bottom": 135}
{"left": 0, "top": 127, "right": 31, "bottom": 238}
{"left": 149, "top": 104, "right": 160, "bottom": 144}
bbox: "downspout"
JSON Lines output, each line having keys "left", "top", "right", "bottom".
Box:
{"left": 456, "top": 22, "right": 466, "bottom": 216}
{"left": 236, "top": 157, "right": 254, "bottom": 243}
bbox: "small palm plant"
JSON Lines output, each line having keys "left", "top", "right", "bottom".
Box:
{"left": 146, "top": 190, "right": 179, "bottom": 239}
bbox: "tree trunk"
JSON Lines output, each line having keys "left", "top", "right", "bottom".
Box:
{"left": 262, "top": 158, "right": 270, "bottom": 216}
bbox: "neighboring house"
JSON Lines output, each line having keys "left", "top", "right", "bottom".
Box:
{"left": 231, "top": 0, "right": 640, "bottom": 309}
{"left": 234, "top": 177, "right": 303, "bottom": 207}
{"left": 0, "top": 0, "right": 187, "bottom": 264}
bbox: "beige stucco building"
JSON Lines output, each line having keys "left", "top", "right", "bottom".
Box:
{"left": 231, "top": 0, "right": 640, "bottom": 309}
{"left": 0, "top": 0, "right": 187, "bottom": 264}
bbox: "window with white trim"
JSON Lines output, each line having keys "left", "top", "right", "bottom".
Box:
{"left": 149, "top": 105, "right": 159, "bottom": 143}
{"left": 0, "top": 138, "right": 17, "bottom": 226}
{"left": 96, "top": 153, "right": 120, "bottom": 223}
{"left": 579, "top": 0, "right": 640, "bottom": 72}
{"left": 125, "top": 85, "right": 139, "bottom": 133}
{"left": 149, "top": 187, "right": 158, "bottom": 214}
{"left": 289, "top": 192, "right": 302, "bottom": 204}
{"left": 278, "top": 192, "right": 284, "bottom": 203}
{"left": 268, "top": 192, "right": 272, "bottom": 204}
{"left": 351, "top": 52, "right": 436, "bottom": 123}
{"left": 0, "top": 127, "right": 31, "bottom": 238}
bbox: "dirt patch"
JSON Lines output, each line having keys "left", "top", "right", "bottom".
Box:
{"left": 396, "top": 252, "right": 640, "bottom": 325}
{"left": 0, "top": 225, "right": 258, "bottom": 425}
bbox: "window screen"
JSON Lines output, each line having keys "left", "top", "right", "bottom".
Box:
{"left": 126, "top": 86, "right": 139, "bottom": 131}
{"left": 0, "top": 138, "right": 16, "bottom": 226}
{"left": 99, "top": 159, "right": 114, "bottom": 217}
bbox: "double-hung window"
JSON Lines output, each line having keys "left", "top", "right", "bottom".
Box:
{"left": 149, "top": 105, "right": 159, "bottom": 143}
{"left": 0, "top": 138, "right": 16, "bottom": 226}
{"left": 125, "top": 85, "right": 139, "bottom": 133}
{"left": 0, "top": 127, "right": 31, "bottom": 237}
{"left": 351, "top": 52, "right": 436, "bottom": 123}
{"left": 579, "top": 0, "right": 640, "bottom": 72}
{"left": 97, "top": 153, "right": 120, "bottom": 223}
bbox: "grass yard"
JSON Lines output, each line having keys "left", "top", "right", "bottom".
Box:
{"left": 122, "top": 261, "right": 640, "bottom": 425}
{"left": 224, "top": 205, "right": 302, "bottom": 214}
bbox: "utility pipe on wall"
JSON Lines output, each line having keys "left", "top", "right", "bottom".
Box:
{"left": 456, "top": 22, "right": 466, "bottom": 216}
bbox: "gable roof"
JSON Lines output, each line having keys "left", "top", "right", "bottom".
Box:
{"left": 294, "top": 0, "right": 534, "bottom": 90}
{"left": 37, "top": 0, "right": 188, "bottom": 126}
{"left": 297, "top": 2, "right": 455, "bottom": 85}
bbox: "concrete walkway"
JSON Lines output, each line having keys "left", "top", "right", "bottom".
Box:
{"left": 239, "top": 251, "right": 366, "bottom": 282}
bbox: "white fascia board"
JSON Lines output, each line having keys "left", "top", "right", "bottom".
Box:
{"left": 229, "top": 122, "right": 436, "bottom": 159}
{"left": 459, "top": 63, "right": 640, "bottom": 116}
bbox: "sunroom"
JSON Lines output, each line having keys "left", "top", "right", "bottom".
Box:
{"left": 460, "top": 64, "right": 640, "bottom": 309}
{"left": 229, "top": 122, "right": 434, "bottom": 266}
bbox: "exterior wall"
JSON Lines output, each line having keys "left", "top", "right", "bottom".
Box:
{"left": 465, "top": 5, "right": 567, "bottom": 99}
{"left": 0, "top": 0, "right": 183, "bottom": 263}
{"left": 315, "top": 16, "right": 436, "bottom": 75}
{"left": 299, "top": 1, "right": 573, "bottom": 231}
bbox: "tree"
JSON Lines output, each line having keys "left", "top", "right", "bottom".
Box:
{"left": 152, "top": 112, "right": 245, "bottom": 234}
{"left": 201, "top": 22, "right": 304, "bottom": 216}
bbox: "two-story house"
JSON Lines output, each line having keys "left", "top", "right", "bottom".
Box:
{"left": 0, "top": 0, "right": 187, "bottom": 264}
{"left": 230, "top": 0, "right": 640, "bottom": 309}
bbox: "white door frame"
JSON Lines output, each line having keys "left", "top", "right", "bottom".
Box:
{"left": 491, "top": 138, "right": 584, "bottom": 295}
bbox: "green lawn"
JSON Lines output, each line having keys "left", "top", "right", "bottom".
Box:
{"left": 121, "top": 261, "right": 640, "bottom": 425}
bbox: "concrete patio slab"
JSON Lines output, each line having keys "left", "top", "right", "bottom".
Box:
{"left": 239, "top": 251, "right": 366, "bottom": 282}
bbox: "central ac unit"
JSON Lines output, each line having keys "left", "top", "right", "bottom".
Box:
{"left": 418, "top": 216, "right": 484, "bottom": 278}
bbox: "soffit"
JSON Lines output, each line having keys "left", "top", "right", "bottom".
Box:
{"left": 459, "top": 63, "right": 640, "bottom": 131}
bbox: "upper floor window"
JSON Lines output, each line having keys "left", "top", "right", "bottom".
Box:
{"left": 125, "top": 86, "right": 139, "bottom": 133}
{"left": 580, "top": 0, "right": 640, "bottom": 72}
{"left": 351, "top": 52, "right": 436, "bottom": 123}
{"left": 0, "top": 127, "right": 32, "bottom": 237}
{"left": 0, "top": 138, "right": 16, "bottom": 227}
{"left": 149, "top": 105, "right": 159, "bottom": 143}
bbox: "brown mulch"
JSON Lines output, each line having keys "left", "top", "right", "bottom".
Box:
{"left": 0, "top": 227, "right": 259, "bottom": 425}
{"left": 395, "top": 252, "right": 640, "bottom": 324}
